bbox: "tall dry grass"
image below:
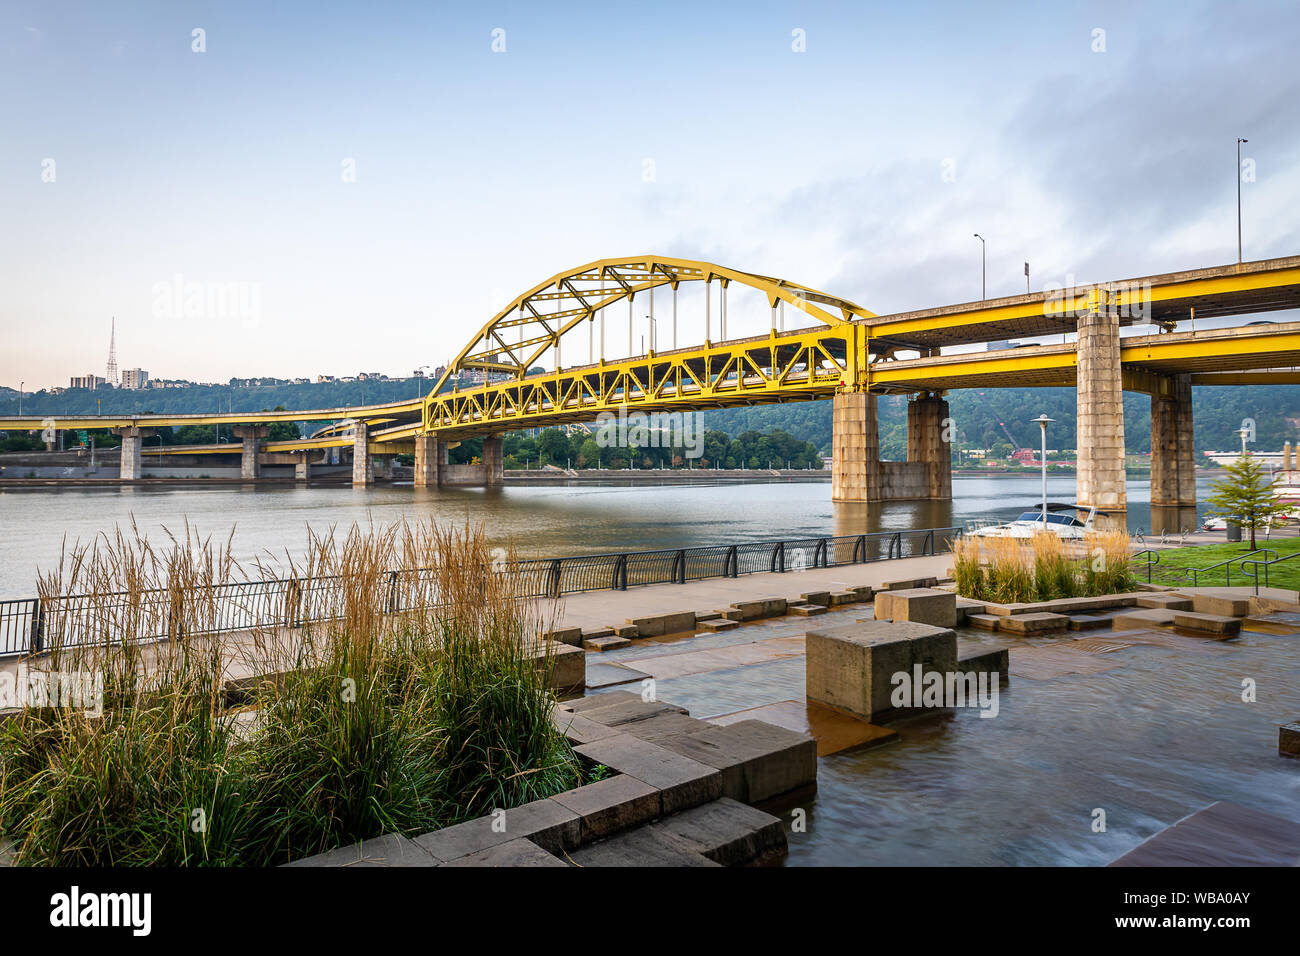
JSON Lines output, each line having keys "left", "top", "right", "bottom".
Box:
{"left": 950, "top": 528, "right": 1135, "bottom": 603}
{"left": 0, "top": 518, "right": 582, "bottom": 866}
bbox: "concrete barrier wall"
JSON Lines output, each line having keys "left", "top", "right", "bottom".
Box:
{"left": 879, "top": 461, "right": 931, "bottom": 499}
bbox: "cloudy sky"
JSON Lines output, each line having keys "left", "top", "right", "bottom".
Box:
{"left": 2, "top": 0, "right": 1297, "bottom": 389}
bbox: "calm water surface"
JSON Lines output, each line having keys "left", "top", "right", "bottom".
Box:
{"left": 0, "top": 476, "right": 1211, "bottom": 599}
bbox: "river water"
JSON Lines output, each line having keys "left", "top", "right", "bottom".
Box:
{"left": 0, "top": 476, "right": 1212, "bottom": 600}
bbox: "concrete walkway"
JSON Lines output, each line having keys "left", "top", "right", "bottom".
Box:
{"left": 552, "top": 553, "right": 954, "bottom": 633}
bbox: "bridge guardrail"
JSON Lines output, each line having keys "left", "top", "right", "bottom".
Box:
{"left": 0, "top": 525, "right": 963, "bottom": 658}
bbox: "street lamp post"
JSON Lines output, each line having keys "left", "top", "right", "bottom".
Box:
{"left": 18, "top": 381, "right": 22, "bottom": 416}
{"left": 1238, "top": 426, "right": 1250, "bottom": 459}
{"left": 1031, "top": 414, "right": 1054, "bottom": 522}
{"left": 1237, "top": 137, "right": 1249, "bottom": 263}
{"left": 973, "top": 234, "right": 986, "bottom": 299}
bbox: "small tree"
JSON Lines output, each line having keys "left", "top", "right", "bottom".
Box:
{"left": 1205, "top": 454, "right": 1289, "bottom": 550}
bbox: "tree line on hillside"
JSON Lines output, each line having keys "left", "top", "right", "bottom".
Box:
{"left": 445, "top": 428, "right": 822, "bottom": 470}
{"left": 5, "top": 379, "right": 1299, "bottom": 457}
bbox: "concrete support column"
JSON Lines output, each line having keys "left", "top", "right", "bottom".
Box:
{"left": 1076, "top": 297, "right": 1127, "bottom": 520}
{"left": 482, "top": 434, "right": 504, "bottom": 487}
{"left": 1150, "top": 373, "right": 1195, "bottom": 508}
{"left": 832, "top": 390, "right": 880, "bottom": 502}
{"left": 414, "top": 434, "right": 442, "bottom": 488}
{"left": 294, "top": 452, "right": 312, "bottom": 481}
{"left": 352, "top": 421, "right": 371, "bottom": 487}
{"left": 375, "top": 455, "right": 393, "bottom": 481}
{"left": 907, "top": 392, "right": 952, "bottom": 499}
{"left": 1173, "top": 373, "right": 1196, "bottom": 507}
{"left": 231, "top": 425, "right": 270, "bottom": 480}
{"left": 112, "top": 426, "right": 156, "bottom": 480}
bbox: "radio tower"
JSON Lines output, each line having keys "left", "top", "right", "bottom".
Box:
{"left": 106, "top": 317, "right": 119, "bottom": 387}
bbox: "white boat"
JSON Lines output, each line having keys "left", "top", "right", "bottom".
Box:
{"left": 969, "top": 503, "right": 1100, "bottom": 540}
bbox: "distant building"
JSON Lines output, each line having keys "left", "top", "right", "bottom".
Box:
{"left": 121, "top": 368, "right": 150, "bottom": 390}
{"left": 70, "top": 374, "right": 108, "bottom": 390}
{"left": 315, "top": 374, "right": 336, "bottom": 383}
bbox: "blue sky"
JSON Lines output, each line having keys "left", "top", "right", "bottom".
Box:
{"left": 2, "top": 0, "right": 1297, "bottom": 387}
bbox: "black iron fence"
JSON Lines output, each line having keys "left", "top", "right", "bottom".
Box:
{"left": 0, "top": 526, "right": 961, "bottom": 658}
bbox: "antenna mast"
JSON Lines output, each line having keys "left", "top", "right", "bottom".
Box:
{"left": 106, "top": 317, "right": 119, "bottom": 386}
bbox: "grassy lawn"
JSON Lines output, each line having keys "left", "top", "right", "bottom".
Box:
{"left": 1145, "top": 534, "right": 1300, "bottom": 590}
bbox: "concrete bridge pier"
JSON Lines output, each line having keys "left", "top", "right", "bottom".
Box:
{"left": 1149, "top": 372, "right": 1197, "bottom": 533}
{"left": 1076, "top": 296, "right": 1128, "bottom": 527}
{"left": 294, "top": 451, "right": 313, "bottom": 481}
{"left": 112, "top": 426, "right": 157, "bottom": 480}
{"left": 231, "top": 425, "right": 270, "bottom": 480}
{"left": 352, "top": 421, "right": 370, "bottom": 487}
{"left": 413, "top": 434, "right": 447, "bottom": 488}
{"left": 831, "top": 391, "right": 880, "bottom": 502}
{"left": 482, "top": 434, "right": 505, "bottom": 487}
{"left": 908, "top": 392, "right": 952, "bottom": 499}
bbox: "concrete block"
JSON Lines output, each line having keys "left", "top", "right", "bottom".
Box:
{"left": 957, "top": 647, "right": 1009, "bottom": 682}
{"left": 582, "top": 627, "right": 615, "bottom": 640}
{"left": 805, "top": 620, "right": 957, "bottom": 723}
{"left": 1171, "top": 610, "right": 1242, "bottom": 637}
{"left": 873, "top": 588, "right": 957, "bottom": 628}
{"left": 851, "top": 585, "right": 875, "bottom": 601}
{"left": 440, "top": 838, "right": 567, "bottom": 867}
{"left": 527, "top": 641, "right": 585, "bottom": 692}
{"left": 883, "top": 577, "right": 938, "bottom": 591}
{"left": 800, "top": 591, "right": 832, "bottom": 607}
{"left": 550, "top": 774, "right": 661, "bottom": 843}
{"left": 575, "top": 735, "right": 724, "bottom": 814}
{"left": 413, "top": 797, "right": 580, "bottom": 860}
{"left": 829, "top": 591, "right": 859, "bottom": 606}
{"left": 284, "top": 832, "right": 437, "bottom": 867}
{"left": 617, "top": 711, "right": 712, "bottom": 742}
{"left": 996, "top": 612, "right": 1069, "bottom": 634}
{"left": 1191, "top": 590, "right": 1251, "bottom": 617}
{"left": 1112, "top": 608, "right": 1176, "bottom": 630}
{"left": 699, "top": 618, "right": 739, "bottom": 632}
{"left": 551, "top": 709, "right": 624, "bottom": 745}
{"left": 584, "top": 635, "right": 632, "bottom": 652}
{"left": 657, "top": 720, "right": 817, "bottom": 804}
{"left": 576, "top": 697, "right": 689, "bottom": 728}
{"left": 544, "top": 626, "right": 584, "bottom": 647}
{"left": 568, "top": 826, "right": 721, "bottom": 867}
{"left": 612, "top": 624, "right": 640, "bottom": 639}
{"left": 1068, "top": 614, "right": 1111, "bottom": 631}
{"left": 966, "top": 613, "right": 1001, "bottom": 630}
{"left": 1136, "top": 593, "right": 1194, "bottom": 611}
{"left": 1280, "top": 721, "right": 1300, "bottom": 758}
{"left": 561, "top": 690, "right": 646, "bottom": 714}
{"left": 649, "top": 797, "right": 787, "bottom": 866}
{"left": 790, "top": 603, "right": 828, "bottom": 617}
{"left": 695, "top": 610, "right": 722, "bottom": 622}
{"left": 728, "top": 597, "right": 788, "bottom": 621}
{"left": 627, "top": 610, "right": 696, "bottom": 637}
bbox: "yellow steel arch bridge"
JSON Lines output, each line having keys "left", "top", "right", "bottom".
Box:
{"left": 3, "top": 254, "right": 1300, "bottom": 467}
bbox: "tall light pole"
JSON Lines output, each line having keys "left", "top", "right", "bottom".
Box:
{"left": 973, "top": 233, "right": 986, "bottom": 299}
{"left": 1031, "top": 414, "right": 1054, "bottom": 522}
{"left": 1237, "top": 137, "right": 1249, "bottom": 263}
{"left": 18, "top": 381, "right": 22, "bottom": 416}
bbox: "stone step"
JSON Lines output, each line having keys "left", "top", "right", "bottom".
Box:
{"left": 789, "top": 603, "right": 828, "bottom": 616}
{"left": 584, "top": 635, "right": 632, "bottom": 652}
{"left": 694, "top": 610, "right": 722, "bottom": 622}
{"left": 1171, "top": 610, "right": 1242, "bottom": 637}
{"left": 799, "top": 590, "right": 832, "bottom": 607}
{"left": 627, "top": 610, "right": 696, "bottom": 637}
{"left": 995, "top": 612, "right": 1069, "bottom": 635}
{"left": 647, "top": 797, "right": 787, "bottom": 866}
{"left": 568, "top": 825, "right": 721, "bottom": 867}
{"left": 966, "top": 613, "right": 1001, "bottom": 630}
{"left": 1135, "top": 593, "right": 1194, "bottom": 611}
{"left": 574, "top": 734, "right": 724, "bottom": 814}
{"left": 1112, "top": 608, "right": 1176, "bottom": 630}
{"left": 882, "top": 576, "right": 939, "bottom": 591}
{"left": 1068, "top": 614, "right": 1111, "bottom": 631}
{"left": 581, "top": 626, "right": 615, "bottom": 640}
{"left": 656, "top": 719, "right": 818, "bottom": 805}
{"left": 1190, "top": 590, "right": 1251, "bottom": 617}
{"left": 699, "top": 618, "right": 740, "bottom": 632}
{"left": 873, "top": 588, "right": 957, "bottom": 628}
{"left": 829, "top": 590, "right": 859, "bottom": 606}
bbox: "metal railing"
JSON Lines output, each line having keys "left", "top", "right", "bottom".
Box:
{"left": 1240, "top": 549, "right": 1300, "bottom": 593}
{"left": 1161, "top": 548, "right": 1278, "bottom": 588}
{"left": 1131, "top": 549, "right": 1160, "bottom": 583}
{"left": 0, "top": 525, "right": 963, "bottom": 658}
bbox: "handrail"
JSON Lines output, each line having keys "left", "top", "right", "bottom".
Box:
{"left": 1182, "top": 548, "right": 1276, "bottom": 587}
{"left": 1240, "top": 547, "right": 1300, "bottom": 594}
{"left": 0, "top": 524, "right": 965, "bottom": 658}
{"left": 1130, "top": 549, "right": 1160, "bottom": 583}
